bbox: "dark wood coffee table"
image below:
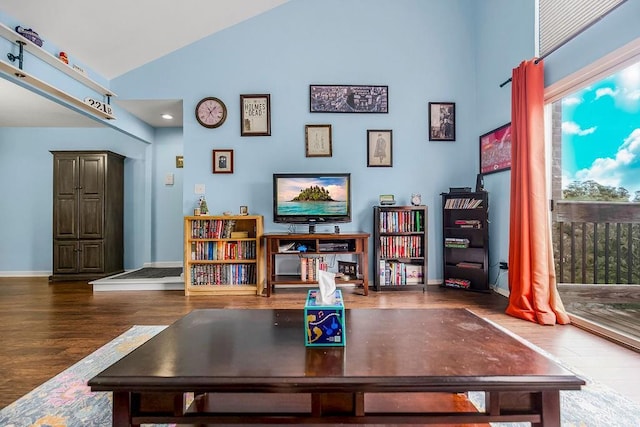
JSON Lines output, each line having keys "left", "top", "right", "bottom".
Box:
{"left": 89, "top": 308, "right": 584, "bottom": 426}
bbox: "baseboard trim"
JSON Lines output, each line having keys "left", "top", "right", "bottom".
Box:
{"left": 0, "top": 271, "right": 50, "bottom": 277}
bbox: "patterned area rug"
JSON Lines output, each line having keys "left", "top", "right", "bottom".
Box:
{"left": 1, "top": 324, "right": 640, "bottom": 426}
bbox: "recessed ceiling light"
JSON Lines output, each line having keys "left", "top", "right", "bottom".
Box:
{"left": 161, "top": 113, "right": 173, "bottom": 120}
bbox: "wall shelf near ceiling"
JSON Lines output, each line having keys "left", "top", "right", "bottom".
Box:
{"left": 0, "top": 22, "right": 116, "bottom": 98}
{"left": 0, "top": 60, "right": 116, "bottom": 120}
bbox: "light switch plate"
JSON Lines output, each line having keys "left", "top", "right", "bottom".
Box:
{"left": 164, "top": 173, "right": 174, "bottom": 185}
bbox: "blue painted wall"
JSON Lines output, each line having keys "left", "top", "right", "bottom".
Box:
{"left": 2, "top": 0, "right": 639, "bottom": 282}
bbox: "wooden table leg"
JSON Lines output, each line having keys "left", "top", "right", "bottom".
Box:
{"left": 112, "top": 392, "right": 132, "bottom": 427}
{"left": 537, "top": 390, "right": 561, "bottom": 427}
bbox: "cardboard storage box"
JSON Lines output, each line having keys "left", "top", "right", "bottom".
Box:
{"left": 304, "top": 289, "right": 345, "bottom": 346}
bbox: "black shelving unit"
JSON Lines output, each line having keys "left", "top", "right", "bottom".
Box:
{"left": 441, "top": 191, "right": 489, "bottom": 292}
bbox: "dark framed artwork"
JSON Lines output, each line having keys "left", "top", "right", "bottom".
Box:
{"left": 479, "top": 123, "right": 512, "bottom": 175}
{"left": 428, "top": 102, "right": 456, "bottom": 141}
{"left": 175, "top": 155, "right": 184, "bottom": 168}
{"left": 367, "top": 129, "right": 393, "bottom": 167}
{"left": 310, "top": 85, "right": 388, "bottom": 113}
{"left": 240, "top": 94, "right": 271, "bottom": 136}
{"left": 212, "top": 149, "right": 234, "bottom": 174}
{"left": 305, "top": 124, "right": 332, "bottom": 157}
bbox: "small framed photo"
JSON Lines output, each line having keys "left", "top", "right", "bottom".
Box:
{"left": 305, "top": 124, "right": 332, "bottom": 157}
{"left": 240, "top": 94, "right": 271, "bottom": 136}
{"left": 480, "top": 123, "right": 512, "bottom": 175}
{"left": 212, "top": 149, "right": 234, "bottom": 174}
{"left": 367, "top": 129, "right": 392, "bottom": 167}
{"left": 175, "top": 155, "right": 184, "bottom": 168}
{"left": 428, "top": 102, "right": 456, "bottom": 141}
{"left": 239, "top": 206, "right": 248, "bottom": 215}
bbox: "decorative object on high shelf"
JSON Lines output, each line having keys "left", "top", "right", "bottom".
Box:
{"left": 305, "top": 124, "right": 332, "bottom": 157}
{"left": 50, "top": 151, "right": 124, "bottom": 282}
{"left": 310, "top": 85, "right": 388, "bottom": 113}
{"left": 212, "top": 149, "right": 233, "bottom": 173}
{"left": 428, "top": 102, "right": 456, "bottom": 141}
{"left": 240, "top": 94, "right": 271, "bottom": 136}
{"left": 58, "top": 51, "right": 68, "bottom": 64}
{"left": 239, "top": 206, "right": 248, "bottom": 215}
{"left": 367, "top": 129, "right": 392, "bottom": 167}
{"left": 441, "top": 190, "right": 490, "bottom": 292}
{"left": 411, "top": 193, "right": 422, "bottom": 206}
{"left": 373, "top": 205, "right": 428, "bottom": 291}
{"left": 15, "top": 26, "right": 43, "bottom": 46}
{"left": 195, "top": 97, "right": 227, "bottom": 128}
{"left": 479, "top": 122, "right": 512, "bottom": 175}
{"left": 184, "top": 215, "right": 264, "bottom": 296}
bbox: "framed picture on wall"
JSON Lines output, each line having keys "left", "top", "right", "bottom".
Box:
{"left": 310, "top": 85, "right": 388, "bottom": 113}
{"left": 428, "top": 102, "right": 456, "bottom": 141}
{"left": 479, "top": 123, "right": 512, "bottom": 175}
{"left": 212, "top": 149, "right": 234, "bottom": 173}
{"left": 240, "top": 94, "right": 271, "bottom": 136}
{"left": 305, "top": 124, "right": 332, "bottom": 157}
{"left": 367, "top": 129, "right": 392, "bottom": 167}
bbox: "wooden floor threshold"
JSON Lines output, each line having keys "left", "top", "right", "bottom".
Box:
{"left": 569, "top": 313, "right": 640, "bottom": 353}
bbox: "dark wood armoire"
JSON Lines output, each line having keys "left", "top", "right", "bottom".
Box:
{"left": 50, "top": 151, "right": 125, "bottom": 281}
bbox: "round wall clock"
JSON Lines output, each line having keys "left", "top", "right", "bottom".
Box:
{"left": 195, "top": 97, "right": 227, "bottom": 128}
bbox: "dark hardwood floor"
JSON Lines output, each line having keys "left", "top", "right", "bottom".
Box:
{"left": 1, "top": 277, "right": 640, "bottom": 410}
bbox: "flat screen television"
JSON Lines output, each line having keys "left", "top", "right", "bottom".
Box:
{"left": 273, "top": 173, "right": 351, "bottom": 228}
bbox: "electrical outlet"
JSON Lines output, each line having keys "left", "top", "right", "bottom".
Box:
{"left": 499, "top": 262, "right": 508, "bottom": 270}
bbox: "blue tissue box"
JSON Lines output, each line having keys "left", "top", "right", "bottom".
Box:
{"left": 304, "top": 289, "right": 345, "bottom": 347}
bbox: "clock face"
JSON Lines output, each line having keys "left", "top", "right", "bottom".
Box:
{"left": 195, "top": 97, "right": 227, "bottom": 128}
{"left": 411, "top": 194, "right": 422, "bottom": 205}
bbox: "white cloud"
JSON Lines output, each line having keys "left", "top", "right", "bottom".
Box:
{"left": 562, "top": 121, "right": 597, "bottom": 136}
{"left": 595, "top": 87, "right": 618, "bottom": 100}
{"left": 562, "top": 96, "right": 581, "bottom": 106}
{"left": 571, "top": 128, "right": 640, "bottom": 197}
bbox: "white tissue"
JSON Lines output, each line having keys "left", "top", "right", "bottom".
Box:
{"left": 317, "top": 270, "right": 337, "bottom": 305}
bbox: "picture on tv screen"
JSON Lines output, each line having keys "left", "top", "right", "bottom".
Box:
{"left": 273, "top": 173, "right": 351, "bottom": 223}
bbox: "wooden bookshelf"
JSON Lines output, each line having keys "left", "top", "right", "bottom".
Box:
{"left": 183, "top": 215, "right": 264, "bottom": 296}
{"left": 263, "top": 232, "right": 369, "bottom": 296}
{"left": 373, "top": 205, "right": 428, "bottom": 291}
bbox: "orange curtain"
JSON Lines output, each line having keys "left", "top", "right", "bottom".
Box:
{"left": 506, "top": 59, "right": 570, "bottom": 325}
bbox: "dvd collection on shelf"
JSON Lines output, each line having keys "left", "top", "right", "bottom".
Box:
{"left": 444, "top": 237, "right": 470, "bottom": 248}
{"left": 190, "top": 241, "right": 256, "bottom": 261}
{"left": 444, "top": 198, "right": 483, "bottom": 209}
{"left": 189, "top": 264, "right": 256, "bottom": 286}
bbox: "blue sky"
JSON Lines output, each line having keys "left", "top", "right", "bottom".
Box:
{"left": 562, "top": 61, "right": 640, "bottom": 199}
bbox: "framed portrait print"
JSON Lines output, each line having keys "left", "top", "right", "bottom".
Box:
{"left": 479, "top": 123, "right": 511, "bottom": 175}
{"left": 367, "top": 129, "right": 392, "bottom": 167}
{"left": 212, "top": 149, "right": 234, "bottom": 174}
{"left": 305, "top": 124, "right": 332, "bottom": 157}
{"left": 240, "top": 94, "right": 271, "bottom": 136}
{"left": 428, "top": 102, "right": 456, "bottom": 141}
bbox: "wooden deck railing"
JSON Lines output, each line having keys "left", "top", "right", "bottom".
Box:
{"left": 552, "top": 201, "right": 640, "bottom": 284}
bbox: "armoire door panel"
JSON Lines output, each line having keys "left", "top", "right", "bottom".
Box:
{"left": 54, "top": 197, "right": 78, "bottom": 239}
{"left": 79, "top": 241, "right": 104, "bottom": 272}
{"left": 53, "top": 241, "right": 78, "bottom": 273}
{"left": 79, "top": 155, "right": 105, "bottom": 196}
{"left": 53, "top": 157, "right": 78, "bottom": 197}
{"left": 79, "top": 198, "right": 104, "bottom": 238}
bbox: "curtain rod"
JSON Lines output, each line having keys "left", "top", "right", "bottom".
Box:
{"left": 499, "top": 1, "right": 628, "bottom": 88}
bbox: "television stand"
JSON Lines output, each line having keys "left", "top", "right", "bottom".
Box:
{"left": 264, "top": 232, "right": 370, "bottom": 297}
